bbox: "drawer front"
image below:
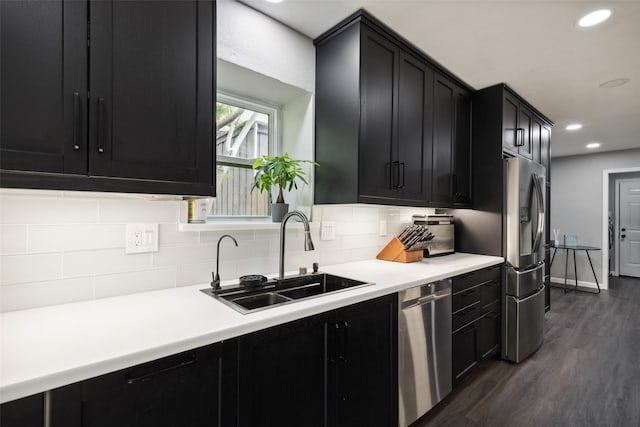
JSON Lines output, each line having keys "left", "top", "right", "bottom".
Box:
{"left": 480, "top": 280, "right": 501, "bottom": 310}
{"left": 452, "top": 265, "right": 501, "bottom": 294}
{"left": 452, "top": 301, "right": 481, "bottom": 331}
{"left": 452, "top": 285, "right": 481, "bottom": 312}
{"left": 452, "top": 321, "right": 479, "bottom": 383}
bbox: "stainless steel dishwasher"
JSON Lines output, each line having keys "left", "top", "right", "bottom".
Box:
{"left": 398, "top": 279, "right": 452, "bottom": 427}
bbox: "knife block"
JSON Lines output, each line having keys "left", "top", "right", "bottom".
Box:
{"left": 376, "top": 237, "right": 423, "bottom": 263}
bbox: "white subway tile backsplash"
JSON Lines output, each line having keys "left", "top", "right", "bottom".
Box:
{"left": 64, "top": 249, "right": 153, "bottom": 277}
{"left": 0, "top": 277, "right": 94, "bottom": 312}
{"left": 1, "top": 225, "right": 27, "bottom": 254}
{"left": 95, "top": 268, "right": 176, "bottom": 299}
{"left": 0, "top": 195, "right": 98, "bottom": 224}
{"left": 153, "top": 244, "right": 216, "bottom": 267}
{"left": 99, "top": 199, "right": 179, "bottom": 223}
{"left": 1, "top": 253, "right": 63, "bottom": 285}
{"left": 0, "top": 193, "right": 429, "bottom": 312}
{"left": 158, "top": 223, "right": 199, "bottom": 247}
{"left": 28, "top": 224, "right": 125, "bottom": 252}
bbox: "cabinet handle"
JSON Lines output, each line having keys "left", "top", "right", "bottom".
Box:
{"left": 461, "top": 288, "right": 477, "bottom": 297}
{"left": 461, "top": 305, "right": 478, "bottom": 316}
{"left": 398, "top": 162, "right": 405, "bottom": 189}
{"left": 97, "top": 97, "right": 105, "bottom": 154}
{"left": 72, "top": 92, "right": 80, "bottom": 151}
{"left": 485, "top": 312, "right": 500, "bottom": 320}
{"left": 461, "top": 324, "right": 477, "bottom": 335}
{"left": 393, "top": 161, "right": 401, "bottom": 189}
{"left": 516, "top": 128, "right": 525, "bottom": 147}
{"left": 126, "top": 356, "right": 196, "bottom": 385}
{"left": 338, "top": 321, "right": 348, "bottom": 363}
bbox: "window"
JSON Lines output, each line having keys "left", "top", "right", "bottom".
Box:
{"left": 212, "top": 93, "right": 278, "bottom": 217}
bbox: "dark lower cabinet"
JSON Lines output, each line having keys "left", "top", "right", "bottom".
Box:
{"left": 237, "top": 294, "right": 398, "bottom": 427}
{"left": 451, "top": 265, "right": 501, "bottom": 385}
{"left": 329, "top": 295, "right": 398, "bottom": 427}
{"left": 50, "top": 341, "right": 236, "bottom": 427}
{"left": 238, "top": 315, "right": 326, "bottom": 427}
{"left": 452, "top": 321, "right": 479, "bottom": 382}
{"left": 0, "top": 393, "right": 44, "bottom": 427}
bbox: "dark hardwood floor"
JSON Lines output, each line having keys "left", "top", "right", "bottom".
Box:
{"left": 415, "top": 276, "right": 640, "bottom": 427}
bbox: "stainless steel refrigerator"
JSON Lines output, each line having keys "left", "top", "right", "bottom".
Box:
{"left": 502, "top": 156, "right": 546, "bottom": 363}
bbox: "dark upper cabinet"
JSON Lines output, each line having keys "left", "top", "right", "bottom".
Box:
{"left": 432, "top": 73, "right": 472, "bottom": 206}
{"left": 502, "top": 90, "right": 533, "bottom": 159}
{"left": 0, "top": 0, "right": 87, "bottom": 175}
{"left": 0, "top": 394, "right": 44, "bottom": 427}
{"left": 237, "top": 295, "right": 398, "bottom": 427}
{"left": 50, "top": 341, "right": 236, "bottom": 427}
{"left": 1, "top": 0, "right": 215, "bottom": 196}
{"left": 315, "top": 11, "right": 469, "bottom": 208}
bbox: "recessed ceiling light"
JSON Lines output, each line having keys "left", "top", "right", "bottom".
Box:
{"left": 265, "top": 0, "right": 284, "bottom": 3}
{"left": 578, "top": 9, "right": 612, "bottom": 27}
{"left": 565, "top": 124, "right": 583, "bottom": 131}
{"left": 586, "top": 142, "right": 601, "bottom": 149}
{"left": 599, "top": 78, "right": 630, "bottom": 88}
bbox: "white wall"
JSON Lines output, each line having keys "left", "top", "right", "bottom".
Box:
{"left": 550, "top": 148, "right": 640, "bottom": 288}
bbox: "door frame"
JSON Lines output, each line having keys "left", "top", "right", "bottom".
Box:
{"left": 616, "top": 177, "right": 640, "bottom": 277}
{"left": 602, "top": 167, "right": 640, "bottom": 289}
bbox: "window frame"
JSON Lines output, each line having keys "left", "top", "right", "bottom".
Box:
{"left": 210, "top": 91, "right": 281, "bottom": 220}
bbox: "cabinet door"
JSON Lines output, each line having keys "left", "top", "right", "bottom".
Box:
{"left": 238, "top": 315, "right": 326, "bottom": 427}
{"left": 479, "top": 311, "right": 500, "bottom": 359}
{"left": 359, "top": 27, "right": 398, "bottom": 200}
{"left": 0, "top": 394, "right": 43, "bottom": 427}
{"left": 453, "top": 88, "right": 472, "bottom": 205}
{"left": 432, "top": 74, "right": 455, "bottom": 205}
{"left": 541, "top": 124, "right": 551, "bottom": 183}
{"left": 518, "top": 104, "right": 533, "bottom": 159}
{"left": 502, "top": 92, "right": 520, "bottom": 155}
{"left": 452, "top": 321, "right": 479, "bottom": 385}
{"left": 396, "top": 52, "right": 433, "bottom": 203}
{"left": 51, "top": 342, "right": 227, "bottom": 427}
{"left": 0, "top": 0, "right": 86, "bottom": 175}
{"left": 89, "top": 0, "right": 213, "bottom": 188}
{"left": 329, "top": 295, "right": 398, "bottom": 427}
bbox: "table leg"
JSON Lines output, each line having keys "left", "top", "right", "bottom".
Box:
{"left": 564, "top": 249, "right": 568, "bottom": 293}
{"left": 550, "top": 247, "right": 557, "bottom": 268}
{"left": 585, "top": 250, "right": 601, "bottom": 294}
{"left": 573, "top": 249, "right": 578, "bottom": 291}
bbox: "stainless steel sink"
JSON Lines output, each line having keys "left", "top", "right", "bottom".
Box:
{"left": 201, "top": 273, "right": 371, "bottom": 314}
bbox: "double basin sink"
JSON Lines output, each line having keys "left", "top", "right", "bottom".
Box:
{"left": 201, "top": 273, "right": 370, "bottom": 314}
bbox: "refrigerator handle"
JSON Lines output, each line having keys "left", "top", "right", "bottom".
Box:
{"left": 531, "top": 173, "right": 545, "bottom": 252}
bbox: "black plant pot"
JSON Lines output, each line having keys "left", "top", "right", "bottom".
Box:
{"left": 271, "top": 203, "right": 289, "bottom": 222}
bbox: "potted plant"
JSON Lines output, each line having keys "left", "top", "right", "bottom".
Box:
{"left": 252, "top": 153, "right": 318, "bottom": 222}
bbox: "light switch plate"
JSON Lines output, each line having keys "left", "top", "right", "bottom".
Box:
{"left": 321, "top": 221, "right": 335, "bottom": 241}
{"left": 126, "top": 223, "right": 159, "bottom": 254}
{"left": 379, "top": 220, "right": 387, "bottom": 236}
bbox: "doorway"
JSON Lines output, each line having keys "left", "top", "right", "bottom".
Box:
{"left": 618, "top": 179, "right": 640, "bottom": 277}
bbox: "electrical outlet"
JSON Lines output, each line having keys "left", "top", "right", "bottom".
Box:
{"left": 126, "top": 224, "right": 159, "bottom": 254}
{"left": 379, "top": 220, "right": 387, "bottom": 236}
{"left": 321, "top": 221, "right": 335, "bottom": 241}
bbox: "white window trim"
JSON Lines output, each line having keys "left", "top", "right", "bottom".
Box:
{"left": 210, "top": 92, "right": 281, "bottom": 221}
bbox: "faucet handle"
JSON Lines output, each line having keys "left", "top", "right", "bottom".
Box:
{"left": 313, "top": 262, "right": 319, "bottom": 273}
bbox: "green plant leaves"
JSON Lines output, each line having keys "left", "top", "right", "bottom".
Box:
{"left": 251, "top": 153, "right": 319, "bottom": 204}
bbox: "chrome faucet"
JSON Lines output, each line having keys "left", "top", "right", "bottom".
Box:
{"left": 279, "top": 211, "right": 315, "bottom": 279}
{"left": 211, "top": 234, "right": 238, "bottom": 290}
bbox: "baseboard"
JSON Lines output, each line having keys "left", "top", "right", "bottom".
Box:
{"left": 550, "top": 276, "right": 599, "bottom": 290}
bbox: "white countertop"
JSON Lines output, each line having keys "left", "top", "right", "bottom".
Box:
{"left": 0, "top": 253, "right": 502, "bottom": 403}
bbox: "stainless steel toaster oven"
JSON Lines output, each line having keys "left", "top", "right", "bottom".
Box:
{"left": 413, "top": 214, "right": 455, "bottom": 257}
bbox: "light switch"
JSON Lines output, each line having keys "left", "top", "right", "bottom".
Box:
{"left": 126, "top": 223, "right": 159, "bottom": 254}
{"left": 321, "top": 221, "right": 335, "bottom": 241}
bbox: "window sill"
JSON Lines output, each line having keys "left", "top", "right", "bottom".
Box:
{"left": 178, "top": 221, "right": 318, "bottom": 232}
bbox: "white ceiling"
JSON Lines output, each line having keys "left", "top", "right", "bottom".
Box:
{"left": 240, "top": 0, "right": 640, "bottom": 158}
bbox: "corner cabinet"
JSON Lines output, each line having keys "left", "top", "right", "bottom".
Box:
{"left": 0, "top": 0, "right": 215, "bottom": 196}
{"left": 50, "top": 341, "right": 237, "bottom": 427}
{"left": 314, "top": 11, "right": 471, "bottom": 208}
{"left": 237, "top": 294, "right": 398, "bottom": 427}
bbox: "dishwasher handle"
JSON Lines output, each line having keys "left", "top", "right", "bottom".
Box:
{"left": 402, "top": 289, "right": 451, "bottom": 310}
